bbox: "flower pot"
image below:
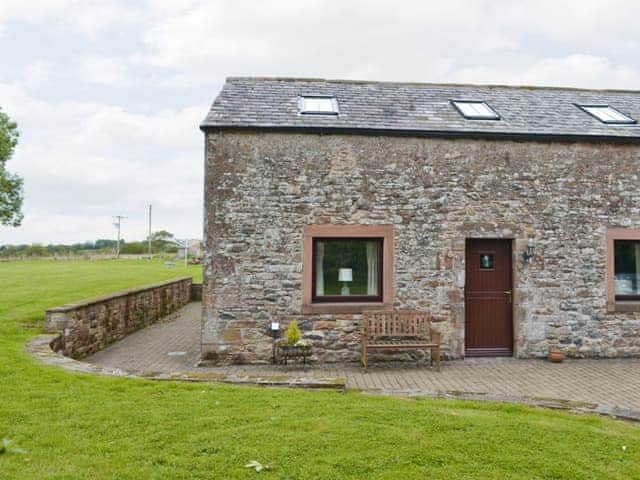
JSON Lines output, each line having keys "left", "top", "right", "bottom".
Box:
{"left": 548, "top": 350, "right": 565, "bottom": 363}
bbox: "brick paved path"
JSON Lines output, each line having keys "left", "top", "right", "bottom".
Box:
{"left": 86, "top": 302, "right": 640, "bottom": 412}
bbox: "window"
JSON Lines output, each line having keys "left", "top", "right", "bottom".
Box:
{"left": 479, "top": 253, "right": 495, "bottom": 270}
{"left": 451, "top": 100, "right": 500, "bottom": 120}
{"left": 299, "top": 96, "right": 339, "bottom": 115}
{"left": 614, "top": 240, "right": 640, "bottom": 299}
{"left": 313, "top": 238, "right": 383, "bottom": 302}
{"left": 606, "top": 229, "right": 640, "bottom": 311}
{"left": 576, "top": 104, "right": 636, "bottom": 125}
{"left": 302, "top": 225, "right": 394, "bottom": 314}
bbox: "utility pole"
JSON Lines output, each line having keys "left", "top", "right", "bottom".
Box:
{"left": 113, "top": 215, "right": 127, "bottom": 259}
{"left": 147, "top": 204, "right": 152, "bottom": 259}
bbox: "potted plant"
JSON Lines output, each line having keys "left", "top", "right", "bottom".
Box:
{"left": 548, "top": 346, "right": 565, "bottom": 363}
{"left": 276, "top": 321, "right": 312, "bottom": 365}
{"left": 285, "top": 320, "right": 302, "bottom": 345}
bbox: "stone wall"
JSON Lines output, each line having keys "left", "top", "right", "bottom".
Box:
{"left": 202, "top": 130, "right": 640, "bottom": 363}
{"left": 45, "top": 277, "right": 192, "bottom": 358}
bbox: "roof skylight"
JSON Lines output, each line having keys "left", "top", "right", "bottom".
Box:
{"left": 576, "top": 104, "right": 636, "bottom": 125}
{"left": 451, "top": 100, "right": 500, "bottom": 120}
{"left": 299, "top": 96, "right": 339, "bottom": 115}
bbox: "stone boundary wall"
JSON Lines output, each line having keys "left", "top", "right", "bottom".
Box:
{"left": 45, "top": 277, "right": 192, "bottom": 359}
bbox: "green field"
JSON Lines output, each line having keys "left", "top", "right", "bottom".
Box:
{"left": 0, "top": 259, "right": 638, "bottom": 479}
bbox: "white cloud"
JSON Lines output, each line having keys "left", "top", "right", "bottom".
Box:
{"left": 78, "top": 56, "right": 132, "bottom": 86}
{"left": 0, "top": 0, "right": 141, "bottom": 37}
{"left": 449, "top": 54, "right": 640, "bottom": 90}
{"left": 0, "top": 81, "right": 204, "bottom": 244}
{"left": 69, "top": 2, "right": 142, "bottom": 38}
{"left": 2, "top": 0, "right": 640, "bottom": 244}
{"left": 496, "top": 1, "right": 640, "bottom": 50}
{"left": 37, "top": 0, "right": 640, "bottom": 89}
{"left": 23, "top": 59, "right": 53, "bottom": 88}
{"left": 0, "top": 0, "right": 74, "bottom": 25}
{"left": 117, "top": 0, "right": 640, "bottom": 88}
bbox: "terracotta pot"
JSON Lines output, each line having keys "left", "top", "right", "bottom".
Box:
{"left": 548, "top": 350, "right": 565, "bottom": 363}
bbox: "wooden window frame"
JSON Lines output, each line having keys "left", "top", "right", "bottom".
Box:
{"left": 606, "top": 229, "right": 640, "bottom": 312}
{"left": 302, "top": 225, "right": 394, "bottom": 314}
{"left": 311, "top": 237, "right": 384, "bottom": 303}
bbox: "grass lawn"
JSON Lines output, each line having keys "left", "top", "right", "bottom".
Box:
{"left": 1, "top": 260, "right": 639, "bottom": 479}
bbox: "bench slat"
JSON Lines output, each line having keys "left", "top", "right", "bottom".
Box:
{"left": 362, "top": 310, "right": 441, "bottom": 371}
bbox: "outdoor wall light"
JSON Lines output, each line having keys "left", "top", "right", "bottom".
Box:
{"left": 523, "top": 238, "right": 535, "bottom": 264}
{"left": 338, "top": 268, "right": 353, "bottom": 295}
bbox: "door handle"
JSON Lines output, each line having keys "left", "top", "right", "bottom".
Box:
{"left": 505, "top": 290, "right": 512, "bottom": 303}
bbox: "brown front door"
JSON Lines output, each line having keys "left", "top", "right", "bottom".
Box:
{"left": 465, "top": 239, "right": 513, "bottom": 357}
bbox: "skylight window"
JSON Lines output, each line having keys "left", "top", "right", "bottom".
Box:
{"left": 299, "top": 96, "right": 339, "bottom": 115}
{"left": 451, "top": 100, "right": 500, "bottom": 120}
{"left": 576, "top": 104, "right": 636, "bottom": 125}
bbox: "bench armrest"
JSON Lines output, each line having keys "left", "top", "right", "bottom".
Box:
{"left": 430, "top": 328, "right": 441, "bottom": 345}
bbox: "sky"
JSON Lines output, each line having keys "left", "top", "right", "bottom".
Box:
{"left": 1, "top": 0, "right": 640, "bottom": 245}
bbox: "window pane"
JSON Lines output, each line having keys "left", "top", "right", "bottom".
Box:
{"left": 598, "top": 108, "right": 620, "bottom": 121}
{"left": 581, "top": 105, "right": 635, "bottom": 124}
{"left": 456, "top": 102, "right": 477, "bottom": 117}
{"left": 453, "top": 101, "right": 499, "bottom": 119}
{"left": 614, "top": 240, "right": 640, "bottom": 296}
{"left": 301, "top": 97, "right": 336, "bottom": 113}
{"left": 480, "top": 253, "right": 494, "bottom": 269}
{"left": 473, "top": 103, "right": 493, "bottom": 117}
{"left": 315, "top": 239, "right": 380, "bottom": 297}
{"left": 585, "top": 107, "right": 615, "bottom": 122}
{"left": 608, "top": 109, "right": 630, "bottom": 122}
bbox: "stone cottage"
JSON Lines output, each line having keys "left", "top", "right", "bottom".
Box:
{"left": 200, "top": 77, "right": 640, "bottom": 364}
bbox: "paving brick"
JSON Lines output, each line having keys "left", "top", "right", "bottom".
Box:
{"left": 86, "top": 303, "right": 640, "bottom": 412}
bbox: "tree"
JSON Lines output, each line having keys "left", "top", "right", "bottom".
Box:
{"left": 0, "top": 107, "right": 23, "bottom": 227}
{"left": 95, "top": 239, "right": 118, "bottom": 250}
{"left": 121, "top": 241, "right": 145, "bottom": 254}
{"left": 147, "top": 230, "right": 175, "bottom": 251}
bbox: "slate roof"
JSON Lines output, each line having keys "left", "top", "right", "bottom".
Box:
{"left": 201, "top": 77, "right": 640, "bottom": 141}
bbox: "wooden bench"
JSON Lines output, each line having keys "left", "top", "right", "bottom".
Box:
{"left": 361, "top": 310, "right": 441, "bottom": 370}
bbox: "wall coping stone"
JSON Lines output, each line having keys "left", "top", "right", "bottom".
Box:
{"left": 45, "top": 277, "right": 193, "bottom": 358}
{"left": 46, "top": 277, "right": 193, "bottom": 313}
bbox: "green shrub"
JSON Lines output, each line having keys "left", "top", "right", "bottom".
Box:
{"left": 285, "top": 321, "right": 302, "bottom": 345}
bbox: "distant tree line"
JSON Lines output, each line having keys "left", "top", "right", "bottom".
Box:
{"left": 0, "top": 231, "right": 179, "bottom": 258}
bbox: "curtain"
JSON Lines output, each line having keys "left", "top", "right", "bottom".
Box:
{"left": 635, "top": 243, "right": 640, "bottom": 294}
{"left": 315, "top": 241, "right": 324, "bottom": 296}
{"left": 366, "top": 241, "right": 379, "bottom": 295}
